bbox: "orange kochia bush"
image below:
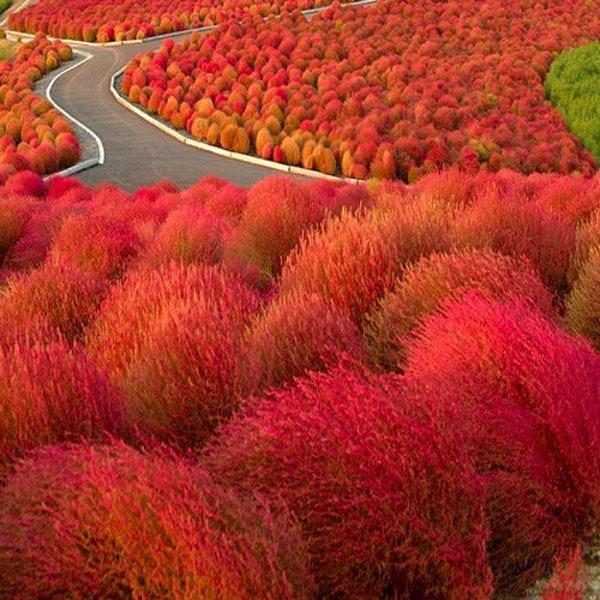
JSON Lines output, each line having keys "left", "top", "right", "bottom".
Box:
{"left": 8, "top": 0, "right": 349, "bottom": 43}
{"left": 122, "top": 0, "right": 600, "bottom": 181}
{"left": 0, "top": 34, "right": 80, "bottom": 178}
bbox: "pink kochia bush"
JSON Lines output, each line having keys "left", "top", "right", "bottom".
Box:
{"left": 402, "top": 294, "right": 600, "bottom": 593}
{"left": 363, "top": 249, "right": 556, "bottom": 371}
{"left": 0, "top": 333, "right": 126, "bottom": 478}
{"left": 85, "top": 261, "right": 261, "bottom": 448}
{"left": 0, "top": 442, "right": 315, "bottom": 599}
{"left": 204, "top": 363, "right": 493, "bottom": 599}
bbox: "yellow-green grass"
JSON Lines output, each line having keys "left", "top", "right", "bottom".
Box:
{"left": 545, "top": 42, "right": 600, "bottom": 163}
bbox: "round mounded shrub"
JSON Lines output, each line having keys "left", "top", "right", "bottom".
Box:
{"left": 279, "top": 192, "right": 453, "bottom": 326}
{"left": 0, "top": 442, "right": 315, "bottom": 599}
{"left": 85, "top": 262, "right": 261, "bottom": 448}
{"left": 223, "top": 175, "right": 332, "bottom": 289}
{"left": 0, "top": 335, "right": 126, "bottom": 477}
{"left": 247, "top": 292, "right": 367, "bottom": 392}
{"left": 0, "top": 262, "right": 108, "bottom": 342}
{"left": 450, "top": 188, "right": 576, "bottom": 294}
{"left": 363, "top": 249, "right": 556, "bottom": 370}
{"left": 205, "top": 363, "right": 492, "bottom": 599}
{"left": 137, "top": 203, "right": 227, "bottom": 268}
{"left": 403, "top": 293, "right": 600, "bottom": 593}
{"left": 565, "top": 246, "right": 600, "bottom": 351}
{"left": 48, "top": 213, "right": 141, "bottom": 280}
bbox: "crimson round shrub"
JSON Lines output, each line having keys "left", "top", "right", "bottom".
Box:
{"left": 204, "top": 363, "right": 492, "bottom": 599}
{"left": 86, "top": 262, "right": 261, "bottom": 448}
{"left": 0, "top": 262, "right": 108, "bottom": 342}
{"left": 279, "top": 192, "right": 456, "bottom": 326}
{"left": 403, "top": 293, "right": 600, "bottom": 593}
{"left": 278, "top": 209, "right": 402, "bottom": 325}
{"left": 137, "top": 203, "right": 227, "bottom": 268}
{"left": 450, "top": 188, "right": 576, "bottom": 294}
{"left": 0, "top": 442, "right": 315, "bottom": 599}
{"left": 247, "top": 292, "right": 367, "bottom": 392}
{"left": 3, "top": 169, "right": 46, "bottom": 198}
{"left": 223, "top": 175, "right": 332, "bottom": 289}
{"left": 48, "top": 213, "right": 140, "bottom": 280}
{"left": 0, "top": 335, "right": 126, "bottom": 477}
{"left": 565, "top": 246, "right": 600, "bottom": 351}
{"left": 363, "top": 249, "right": 556, "bottom": 370}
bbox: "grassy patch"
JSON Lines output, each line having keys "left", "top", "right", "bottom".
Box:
{"left": 545, "top": 42, "right": 600, "bottom": 163}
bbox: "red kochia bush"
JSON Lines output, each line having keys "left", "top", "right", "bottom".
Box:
{"left": 566, "top": 246, "right": 600, "bottom": 351}
{"left": 363, "top": 249, "right": 556, "bottom": 370}
{"left": 403, "top": 294, "right": 600, "bottom": 593}
{"left": 85, "top": 262, "right": 261, "bottom": 448}
{"left": 0, "top": 262, "right": 108, "bottom": 342}
{"left": 136, "top": 203, "right": 227, "bottom": 269}
{"left": 204, "top": 363, "right": 492, "bottom": 599}
{"left": 451, "top": 186, "right": 576, "bottom": 294}
{"left": 278, "top": 209, "right": 401, "bottom": 325}
{"left": 48, "top": 213, "right": 140, "bottom": 280}
{"left": 223, "top": 175, "right": 335, "bottom": 289}
{"left": 0, "top": 442, "right": 315, "bottom": 599}
{"left": 279, "top": 193, "right": 455, "bottom": 326}
{"left": 246, "top": 292, "right": 367, "bottom": 392}
{"left": 0, "top": 336, "right": 126, "bottom": 478}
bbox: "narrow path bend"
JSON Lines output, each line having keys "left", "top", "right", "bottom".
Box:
{"left": 48, "top": 37, "right": 285, "bottom": 191}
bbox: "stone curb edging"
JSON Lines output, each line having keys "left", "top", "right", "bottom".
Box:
{"left": 45, "top": 50, "right": 105, "bottom": 165}
{"left": 110, "top": 68, "right": 361, "bottom": 185}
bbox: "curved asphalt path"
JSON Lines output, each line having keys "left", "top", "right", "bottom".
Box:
{"left": 48, "top": 38, "right": 279, "bottom": 191}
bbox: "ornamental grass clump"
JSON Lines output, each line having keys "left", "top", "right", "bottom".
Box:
{"left": 363, "top": 249, "right": 556, "bottom": 370}
{"left": 403, "top": 293, "right": 600, "bottom": 593}
{"left": 0, "top": 442, "right": 315, "bottom": 599}
{"left": 205, "top": 363, "right": 492, "bottom": 599}
{"left": 85, "top": 262, "right": 261, "bottom": 449}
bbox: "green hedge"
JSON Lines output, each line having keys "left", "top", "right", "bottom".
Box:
{"left": 545, "top": 42, "right": 600, "bottom": 164}
{"left": 0, "top": 0, "right": 11, "bottom": 15}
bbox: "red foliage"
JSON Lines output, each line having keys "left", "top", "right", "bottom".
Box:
{"left": 0, "top": 336, "right": 126, "bottom": 478}
{"left": 222, "top": 175, "right": 338, "bottom": 289}
{"left": 541, "top": 546, "right": 586, "bottom": 600}
{"left": 9, "top": 0, "right": 341, "bottom": 42}
{"left": 3, "top": 170, "right": 46, "bottom": 197}
{"left": 119, "top": 0, "right": 600, "bottom": 179}
{"left": 363, "top": 249, "right": 556, "bottom": 370}
{"left": 85, "top": 262, "right": 261, "bottom": 448}
{"left": 247, "top": 292, "right": 367, "bottom": 392}
{"left": 48, "top": 213, "right": 140, "bottom": 280}
{"left": 278, "top": 209, "right": 401, "bottom": 325}
{"left": 403, "top": 294, "right": 600, "bottom": 593}
{"left": 0, "top": 36, "right": 79, "bottom": 177}
{"left": 450, "top": 184, "right": 576, "bottom": 294}
{"left": 0, "top": 442, "right": 315, "bottom": 598}
{"left": 137, "top": 203, "right": 227, "bottom": 268}
{"left": 204, "top": 363, "right": 492, "bottom": 598}
{"left": 0, "top": 262, "right": 108, "bottom": 342}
